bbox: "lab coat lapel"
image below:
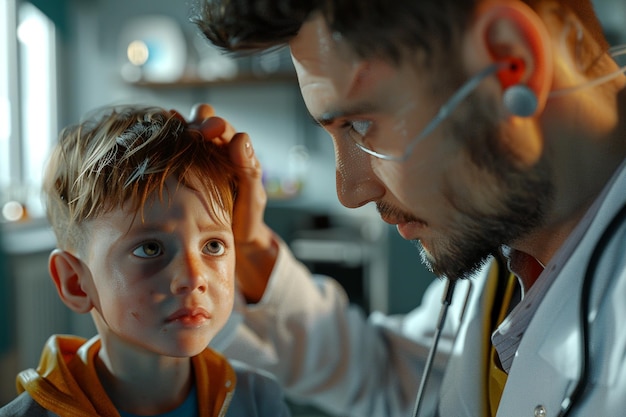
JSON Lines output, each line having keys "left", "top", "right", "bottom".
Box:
{"left": 496, "top": 256, "right": 580, "bottom": 417}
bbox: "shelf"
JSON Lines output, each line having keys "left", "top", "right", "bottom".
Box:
{"left": 128, "top": 73, "right": 298, "bottom": 89}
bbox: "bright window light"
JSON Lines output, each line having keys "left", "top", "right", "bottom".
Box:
{"left": 14, "top": 2, "right": 57, "bottom": 219}
{"left": 0, "top": 0, "right": 17, "bottom": 194}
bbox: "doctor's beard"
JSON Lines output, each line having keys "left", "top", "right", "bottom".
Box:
{"left": 413, "top": 92, "right": 554, "bottom": 282}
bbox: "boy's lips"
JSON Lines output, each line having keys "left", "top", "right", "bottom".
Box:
{"left": 166, "top": 307, "right": 211, "bottom": 325}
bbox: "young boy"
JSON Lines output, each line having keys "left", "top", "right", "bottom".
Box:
{"left": 0, "top": 105, "right": 291, "bottom": 417}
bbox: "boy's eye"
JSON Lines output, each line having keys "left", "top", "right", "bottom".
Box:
{"left": 203, "top": 239, "right": 225, "bottom": 256}
{"left": 133, "top": 242, "right": 163, "bottom": 258}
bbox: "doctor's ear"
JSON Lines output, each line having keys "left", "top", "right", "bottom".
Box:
{"left": 466, "top": 1, "right": 553, "bottom": 117}
{"left": 49, "top": 249, "right": 94, "bottom": 314}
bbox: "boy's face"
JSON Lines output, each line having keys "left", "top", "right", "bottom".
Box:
{"left": 79, "top": 177, "right": 235, "bottom": 358}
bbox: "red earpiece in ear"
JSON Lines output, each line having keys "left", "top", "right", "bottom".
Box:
{"left": 497, "top": 57, "right": 526, "bottom": 89}
{"left": 498, "top": 58, "right": 538, "bottom": 117}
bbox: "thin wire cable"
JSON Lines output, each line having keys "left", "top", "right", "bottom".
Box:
{"left": 412, "top": 279, "right": 457, "bottom": 417}
{"left": 549, "top": 45, "right": 626, "bottom": 98}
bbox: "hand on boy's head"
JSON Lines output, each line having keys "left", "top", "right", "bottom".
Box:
{"left": 226, "top": 132, "right": 277, "bottom": 303}
{"left": 227, "top": 132, "right": 267, "bottom": 241}
{"left": 185, "top": 103, "right": 236, "bottom": 145}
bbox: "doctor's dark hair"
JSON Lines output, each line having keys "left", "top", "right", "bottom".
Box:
{"left": 43, "top": 105, "right": 238, "bottom": 251}
{"left": 193, "top": 0, "right": 475, "bottom": 64}
{"left": 193, "top": 0, "right": 608, "bottom": 65}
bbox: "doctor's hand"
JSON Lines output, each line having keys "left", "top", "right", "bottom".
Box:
{"left": 184, "top": 103, "right": 278, "bottom": 303}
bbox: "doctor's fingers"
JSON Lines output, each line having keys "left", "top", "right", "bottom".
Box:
{"left": 229, "top": 133, "right": 268, "bottom": 242}
{"left": 189, "top": 103, "right": 215, "bottom": 121}
{"left": 183, "top": 103, "right": 236, "bottom": 144}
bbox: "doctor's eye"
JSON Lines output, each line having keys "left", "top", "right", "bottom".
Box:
{"left": 346, "top": 120, "right": 373, "bottom": 146}
{"left": 203, "top": 239, "right": 226, "bottom": 256}
{"left": 133, "top": 241, "right": 163, "bottom": 258}
{"left": 349, "top": 120, "right": 372, "bottom": 137}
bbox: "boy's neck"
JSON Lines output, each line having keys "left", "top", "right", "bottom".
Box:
{"left": 95, "top": 346, "right": 193, "bottom": 415}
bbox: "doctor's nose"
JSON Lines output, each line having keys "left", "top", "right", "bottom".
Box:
{"left": 334, "top": 137, "right": 385, "bottom": 208}
{"left": 171, "top": 253, "right": 208, "bottom": 294}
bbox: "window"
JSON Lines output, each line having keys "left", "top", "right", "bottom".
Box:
{"left": 1, "top": 1, "right": 57, "bottom": 221}
{"left": 0, "top": 0, "right": 19, "bottom": 196}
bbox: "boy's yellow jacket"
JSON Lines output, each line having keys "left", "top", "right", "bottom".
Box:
{"left": 1, "top": 335, "right": 290, "bottom": 417}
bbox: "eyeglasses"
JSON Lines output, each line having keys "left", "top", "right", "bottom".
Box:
{"left": 352, "top": 63, "right": 502, "bottom": 162}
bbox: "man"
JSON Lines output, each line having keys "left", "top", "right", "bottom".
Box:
{"left": 191, "top": 1, "right": 626, "bottom": 416}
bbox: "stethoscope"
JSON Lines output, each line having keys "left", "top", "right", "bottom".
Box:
{"left": 410, "top": 43, "right": 626, "bottom": 416}
{"left": 411, "top": 202, "right": 626, "bottom": 417}
{"left": 556, "top": 202, "right": 626, "bottom": 417}
{"left": 411, "top": 277, "right": 457, "bottom": 417}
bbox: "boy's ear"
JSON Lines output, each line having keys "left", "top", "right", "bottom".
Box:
{"left": 465, "top": 1, "right": 553, "bottom": 116}
{"left": 49, "top": 249, "right": 94, "bottom": 314}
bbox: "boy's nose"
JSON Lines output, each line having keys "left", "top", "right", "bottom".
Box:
{"left": 171, "top": 253, "right": 208, "bottom": 294}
